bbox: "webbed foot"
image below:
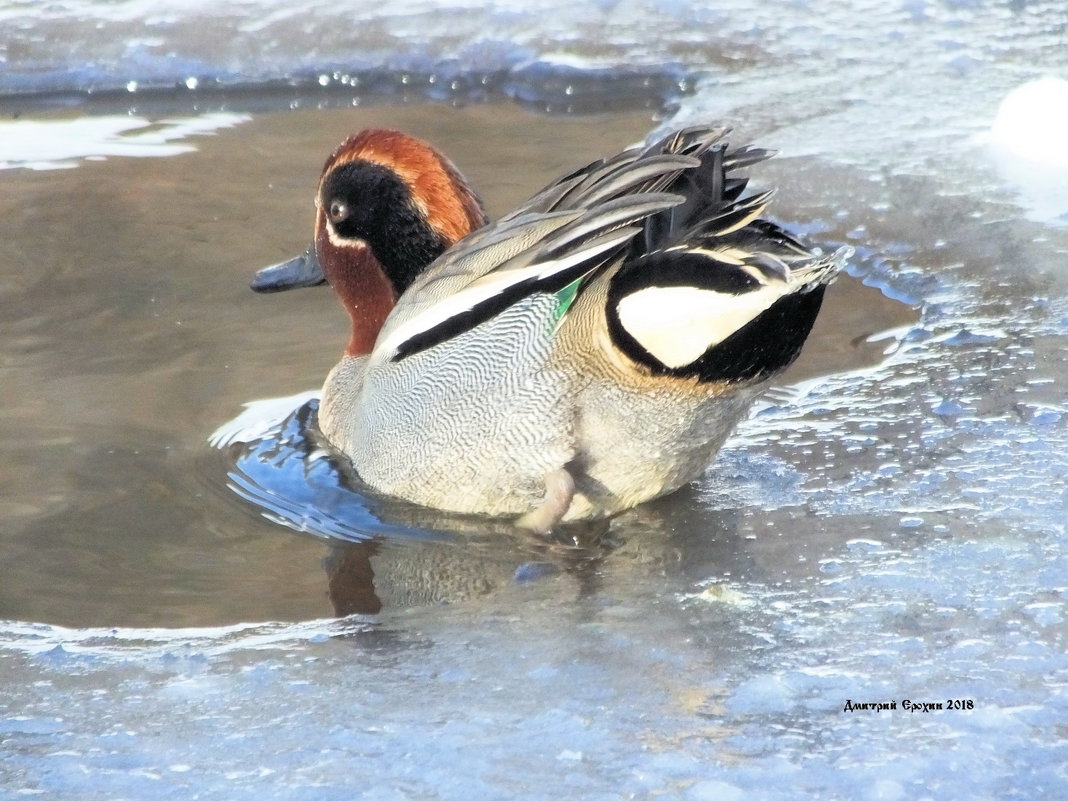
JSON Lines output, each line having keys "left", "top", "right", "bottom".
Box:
{"left": 515, "top": 467, "right": 576, "bottom": 535}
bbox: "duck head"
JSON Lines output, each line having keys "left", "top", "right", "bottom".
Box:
{"left": 251, "top": 129, "right": 487, "bottom": 355}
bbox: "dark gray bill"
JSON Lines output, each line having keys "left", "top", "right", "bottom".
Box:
{"left": 250, "top": 246, "right": 326, "bottom": 293}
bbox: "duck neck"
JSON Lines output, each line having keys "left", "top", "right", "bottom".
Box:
{"left": 317, "top": 231, "right": 397, "bottom": 357}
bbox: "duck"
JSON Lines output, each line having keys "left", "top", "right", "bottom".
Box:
{"left": 251, "top": 124, "right": 849, "bottom": 532}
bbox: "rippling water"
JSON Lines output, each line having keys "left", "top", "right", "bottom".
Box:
{"left": 2, "top": 1, "right": 1067, "bottom": 799}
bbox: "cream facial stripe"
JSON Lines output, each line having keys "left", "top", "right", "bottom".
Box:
{"left": 326, "top": 222, "right": 369, "bottom": 250}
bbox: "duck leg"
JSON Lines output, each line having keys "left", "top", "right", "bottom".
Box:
{"left": 515, "top": 467, "right": 576, "bottom": 535}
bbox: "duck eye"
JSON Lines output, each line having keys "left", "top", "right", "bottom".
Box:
{"left": 328, "top": 199, "right": 349, "bottom": 224}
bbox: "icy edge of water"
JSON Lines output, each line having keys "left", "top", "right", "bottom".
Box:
{"left": 0, "top": 111, "right": 250, "bottom": 171}
{"left": 0, "top": 617, "right": 372, "bottom": 659}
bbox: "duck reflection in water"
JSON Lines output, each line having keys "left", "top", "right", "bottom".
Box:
{"left": 214, "top": 398, "right": 622, "bottom": 617}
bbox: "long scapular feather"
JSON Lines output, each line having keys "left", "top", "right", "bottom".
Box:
{"left": 539, "top": 194, "right": 685, "bottom": 257}
{"left": 686, "top": 188, "right": 775, "bottom": 238}
{"left": 558, "top": 154, "right": 699, "bottom": 208}
{"left": 404, "top": 210, "right": 584, "bottom": 300}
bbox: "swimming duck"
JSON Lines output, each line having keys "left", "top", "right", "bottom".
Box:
{"left": 251, "top": 125, "right": 848, "bottom": 532}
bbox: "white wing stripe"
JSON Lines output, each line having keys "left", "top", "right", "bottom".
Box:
{"left": 374, "top": 228, "right": 638, "bottom": 361}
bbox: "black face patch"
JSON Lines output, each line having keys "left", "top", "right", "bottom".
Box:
{"left": 321, "top": 161, "right": 447, "bottom": 294}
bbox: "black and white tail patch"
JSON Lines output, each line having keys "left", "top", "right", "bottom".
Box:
{"left": 607, "top": 248, "right": 838, "bottom": 383}
{"left": 615, "top": 283, "right": 788, "bottom": 368}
